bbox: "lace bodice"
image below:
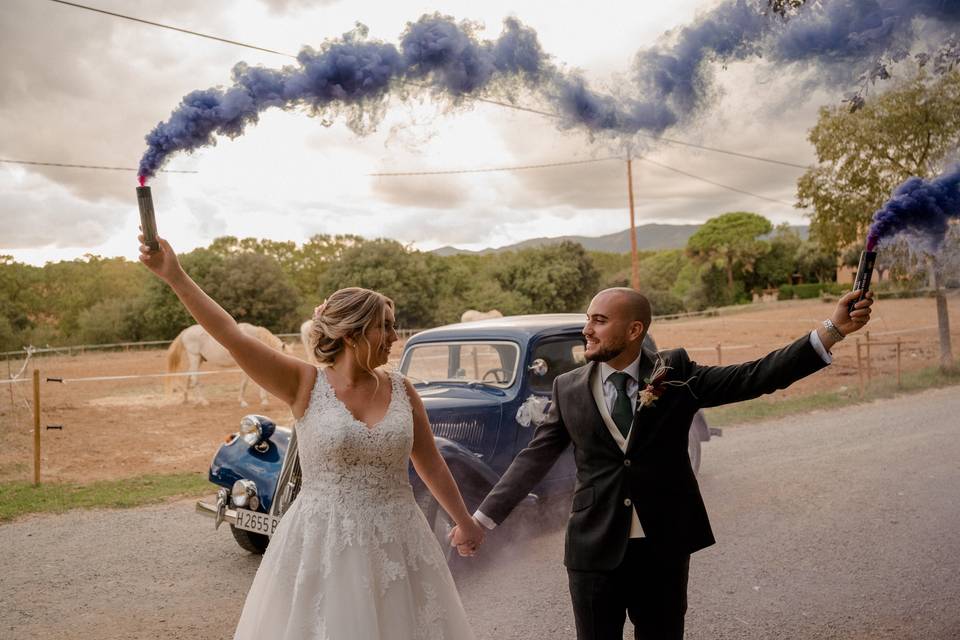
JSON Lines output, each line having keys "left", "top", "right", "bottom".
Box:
{"left": 296, "top": 368, "right": 414, "bottom": 504}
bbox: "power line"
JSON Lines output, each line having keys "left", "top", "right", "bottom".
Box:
{"left": 635, "top": 156, "right": 795, "bottom": 207}
{"left": 635, "top": 134, "right": 809, "bottom": 169}
{"left": 372, "top": 153, "right": 795, "bottom": 207}
{"left": 46, "top": 0, "right": 296, "bottom": 58}
{"left": 369, "top": 156, "right": 621, "bottom": 177}
{"left": 0, "top": 158, "right": 197, "bottom": 174}
{"left": 48, "top": 0, "right": 811, "bottom": 171}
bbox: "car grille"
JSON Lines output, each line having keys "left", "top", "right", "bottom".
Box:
{"left": 431, "top": 418, "right": 485, "bottom": 449}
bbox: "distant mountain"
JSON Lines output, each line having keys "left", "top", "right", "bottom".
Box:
{"left": 431, "top": 223, "right": 809, "bottom": 255}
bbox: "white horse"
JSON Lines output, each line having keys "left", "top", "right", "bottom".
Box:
{"left": 300, "top": 319, "right": 318, "bottom": 364}
{"left": 165, "top": 323, "right": 291, "bottom": 406}
{"left": 460, "top": 309, "right": 503, "bottom": 323}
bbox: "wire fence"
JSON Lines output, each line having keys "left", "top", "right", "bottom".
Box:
{"left": 2, "top": 319, "right": 956, "bottom": 488}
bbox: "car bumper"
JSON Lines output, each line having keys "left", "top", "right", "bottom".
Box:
{"left": 196, "top": 488, "right": 237, "bottom": 529}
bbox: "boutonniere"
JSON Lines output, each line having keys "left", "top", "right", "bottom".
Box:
{"left": 637, "top": 355, "right": 699, "bottom": 408}
{"left": 638, "top": 358, "right": 670, "bottom": 408}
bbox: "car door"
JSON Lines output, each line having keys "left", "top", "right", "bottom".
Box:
{"left": 513, "top": 334, "right": 587, "bottom": 497}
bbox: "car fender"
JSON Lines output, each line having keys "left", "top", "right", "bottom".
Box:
{"left": 413, "top": 436, "right": 500, "bottom": 508}
{"left": 208, "top": 427, "right": 291, "bottom": 512}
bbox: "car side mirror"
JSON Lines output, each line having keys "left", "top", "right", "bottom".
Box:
{"left": 528, "top": 358, "right": 548, "bottom": 376}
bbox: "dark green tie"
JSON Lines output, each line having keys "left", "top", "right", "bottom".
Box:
{"left": 608, "top": 371, "right": 634, "bottom": 438}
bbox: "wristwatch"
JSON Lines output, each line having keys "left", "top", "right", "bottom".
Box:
{"left": 822, "top": 318, "right": 845, "bottom": 342}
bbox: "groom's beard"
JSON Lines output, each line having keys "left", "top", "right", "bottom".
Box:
{"left": 585, "top": 338, "right": 627, "bottom": 363}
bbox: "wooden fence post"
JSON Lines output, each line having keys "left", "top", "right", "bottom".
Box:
{"left": 856, "top": 338, "right": 864, "bottom": 397}
{"left": 716, "top": 343, "right": 722, "bottom": 366}
{"left": 33, "top": 369, "right": 40, "bottom": 486}
{"left": 896, "top": 337, "right": 902, "bottom": 388}
{"left": 865, "top": 331, "right": 872, "bottom": 384}
{"left": 6, "top": 358, "right": 13, "bottom": 412}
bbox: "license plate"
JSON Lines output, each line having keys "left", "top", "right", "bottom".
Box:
{"left": 234, "top": 508, "right": 280, "bottom": 536}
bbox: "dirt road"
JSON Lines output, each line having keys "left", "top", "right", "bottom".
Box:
{"left": 2, "top": 387, "right": 958, "bottom": 639}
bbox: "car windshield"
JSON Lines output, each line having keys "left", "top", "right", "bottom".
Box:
{"left": 401, "top": 341, "right": 520, "bottom": 387}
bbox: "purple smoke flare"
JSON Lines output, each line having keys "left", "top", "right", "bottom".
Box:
{"left": 866, "top": 166, "right": 960, "bottom": 252}
{"left": 138, "top": 4, "right": 960, "bottom": 180}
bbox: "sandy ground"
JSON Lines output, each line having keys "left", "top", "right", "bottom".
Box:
{"left": 2, "top": 387, "right": 958, "bottom": 639}
{"left": 1, "top": 296, "right": 957, "bottom": 484}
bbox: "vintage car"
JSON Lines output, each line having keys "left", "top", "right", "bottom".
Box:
{"left": 196, "top": 313, "right": 720, "bottom": 557}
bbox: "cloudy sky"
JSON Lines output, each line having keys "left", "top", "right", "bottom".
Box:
{"left": 0, "top": 0, "right": 875, "bottom": 265}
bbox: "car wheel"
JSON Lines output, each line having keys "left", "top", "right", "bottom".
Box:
{"left": 687, "top": 426, "right": 702, "bottom": 475}
{"left": 416, "top": 493, "right": 457, "bottom": 565}
{"left": 230, "top": 525, "right": 269, "bottom": 554}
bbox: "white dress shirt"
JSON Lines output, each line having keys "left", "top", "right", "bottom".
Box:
{"left": 474, "top": 330, "right": 832, "bottom": 531}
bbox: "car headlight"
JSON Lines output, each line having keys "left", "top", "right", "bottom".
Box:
{"left": 238, "top": 415, "right": 276, "bottom": 447}
{"left": 231, "top": 479, "right": 259, "bottom": 510}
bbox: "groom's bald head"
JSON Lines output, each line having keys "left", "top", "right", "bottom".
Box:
{"left": 594, "top": 288, "right": 652, "bottom": 332}
{"left": 583, "top": 288, "right": 652, "bottom": 364}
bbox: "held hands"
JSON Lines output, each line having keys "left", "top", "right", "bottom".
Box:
{"left": 832, "top": 289, "right": 875, "bottom": 336}
{"left": 448, "top": 517, "right": 486, "bottom": 558}
{"left": 138, "top": 233, "right": 183, "bottom": 284}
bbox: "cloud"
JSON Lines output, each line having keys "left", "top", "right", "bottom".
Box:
{"left": 0, "top": 168, "right": 122, "bottom": 249}
{"left": 0, "top": 1, "right": 263, "bottom": 202}
{"left": 370, "top": 175, "right": 470, "bottom": 208}
{"left": 256, "top": 0, "right": 341, "bottom": 14}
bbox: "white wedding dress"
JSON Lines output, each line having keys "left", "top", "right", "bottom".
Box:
{"left": 234, "top": 369, "right": 475, "bottom": 640}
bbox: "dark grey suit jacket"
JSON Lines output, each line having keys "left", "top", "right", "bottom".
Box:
{"left": 477, "top": 334, "right": 829, "bottom": 571}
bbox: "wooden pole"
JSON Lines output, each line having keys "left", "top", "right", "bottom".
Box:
{"left": 896, "top": 337, "right": 902, "bottom": 388}
{"left": 865, "top": 330, "right": 872, "bottom": 384}
{"left": 33, "top": 368, "right": 40, "bottom": 486}
{"left": 626, "top": 157, "right": 639, "bottom": 291}
{"left": 856, "top": 338, "right": 864, "bottom": 397}
{"left": 6, "top": 358, "right": 13, "bottom": 413}
{"left": 715, "top": 343, "right": 722, "bottom": 366}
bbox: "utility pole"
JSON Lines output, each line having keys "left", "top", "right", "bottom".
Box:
{"left": 626, "top": 155, "right": 640, "bottom": 290}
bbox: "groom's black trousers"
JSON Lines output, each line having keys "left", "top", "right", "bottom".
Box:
{"left": 567, "top": 538, "right": 690, "bottom": 640}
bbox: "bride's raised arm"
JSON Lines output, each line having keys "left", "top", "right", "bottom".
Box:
{"left": 139, "top": 235, "right": 315, "bottom": 410}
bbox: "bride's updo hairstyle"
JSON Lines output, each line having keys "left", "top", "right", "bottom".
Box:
{"left": 310, "top": 287, "right": 394, "bottom": 375}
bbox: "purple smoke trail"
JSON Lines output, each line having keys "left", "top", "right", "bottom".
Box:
{"left": 631, "top": 0, "right": 960, "bottom": 123}
{"left": 138, "top": 3, "right": 960, "bottom": 181}
{"left": 139, "top": 16, "right": 669, "bottom": 181}
{"left": 866, "top": 166, "right": 960, "bottom": 252}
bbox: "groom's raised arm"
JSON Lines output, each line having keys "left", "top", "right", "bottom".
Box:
{"left": 684, "top": 330, "right": 830, "bottom": 409}
{"left": 475, "top": 377, "right": 571, "bottom": 527}
{"left": 685, "top": 290, "right": 874, "bottom": 408}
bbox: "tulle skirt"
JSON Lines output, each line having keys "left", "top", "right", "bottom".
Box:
{"left": 233, "top": 490, "right": 474, "bottom": 640}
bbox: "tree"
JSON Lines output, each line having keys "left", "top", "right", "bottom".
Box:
{"left": 204, "top": 253, "right": 302, "bottom": 333}
{"left": 686, "top": 212, "right": 772, "bottom": 296}
{"left": 798, "top": 68, "right": 960, "bottom": 369}
{"left": 318, "top": 239, "right": 439, "bottom": 328}
{"left": 494, "top": 241, "right": 600, "bottom": 314}
{"left": 139, "top": 248, "right": 225, "bottom": 340}
{"left": 0, "top": 256, "right": 40, "bottom": 350}
{"left": 798, "top": 69, "right": 960, "bottom": 254}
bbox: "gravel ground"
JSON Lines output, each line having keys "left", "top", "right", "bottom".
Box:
{"left": 2, "top": 386, "right": 958, "bottom": 639}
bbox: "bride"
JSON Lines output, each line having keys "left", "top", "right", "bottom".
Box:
{"left": 139, "top": 235, "right": 486, "bottom": 639}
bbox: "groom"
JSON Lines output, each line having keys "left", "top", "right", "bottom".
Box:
{"left": 451, "top": 286, "right": 874, "bottom": 639}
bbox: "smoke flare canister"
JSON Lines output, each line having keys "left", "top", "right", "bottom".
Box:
{"left": 848, "top": 250, "right": 876, "bottom": 314}
{"left": 136, "top": 186, "right": 159, "bottom": 251}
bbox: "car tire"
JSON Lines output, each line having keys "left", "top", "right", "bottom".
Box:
{"left": 230, "top": 524, "right": 269, "bottom": 554}
{"left": 415, "top": 492, "right": 459, "bottom": 565}
{"left": 687, "top": 426, "right": 702, "bottom": 475}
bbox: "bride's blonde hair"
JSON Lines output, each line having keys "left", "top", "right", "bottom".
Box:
{"left": 310, "top": 287, "right": 394, "bottom": 380}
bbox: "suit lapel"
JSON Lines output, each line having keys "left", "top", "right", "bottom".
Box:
{"left": 626, "top": 346, "right": 661, "bottom": 453}
{"left": 569, "top": 362, "right": 622, "bottom": 452}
